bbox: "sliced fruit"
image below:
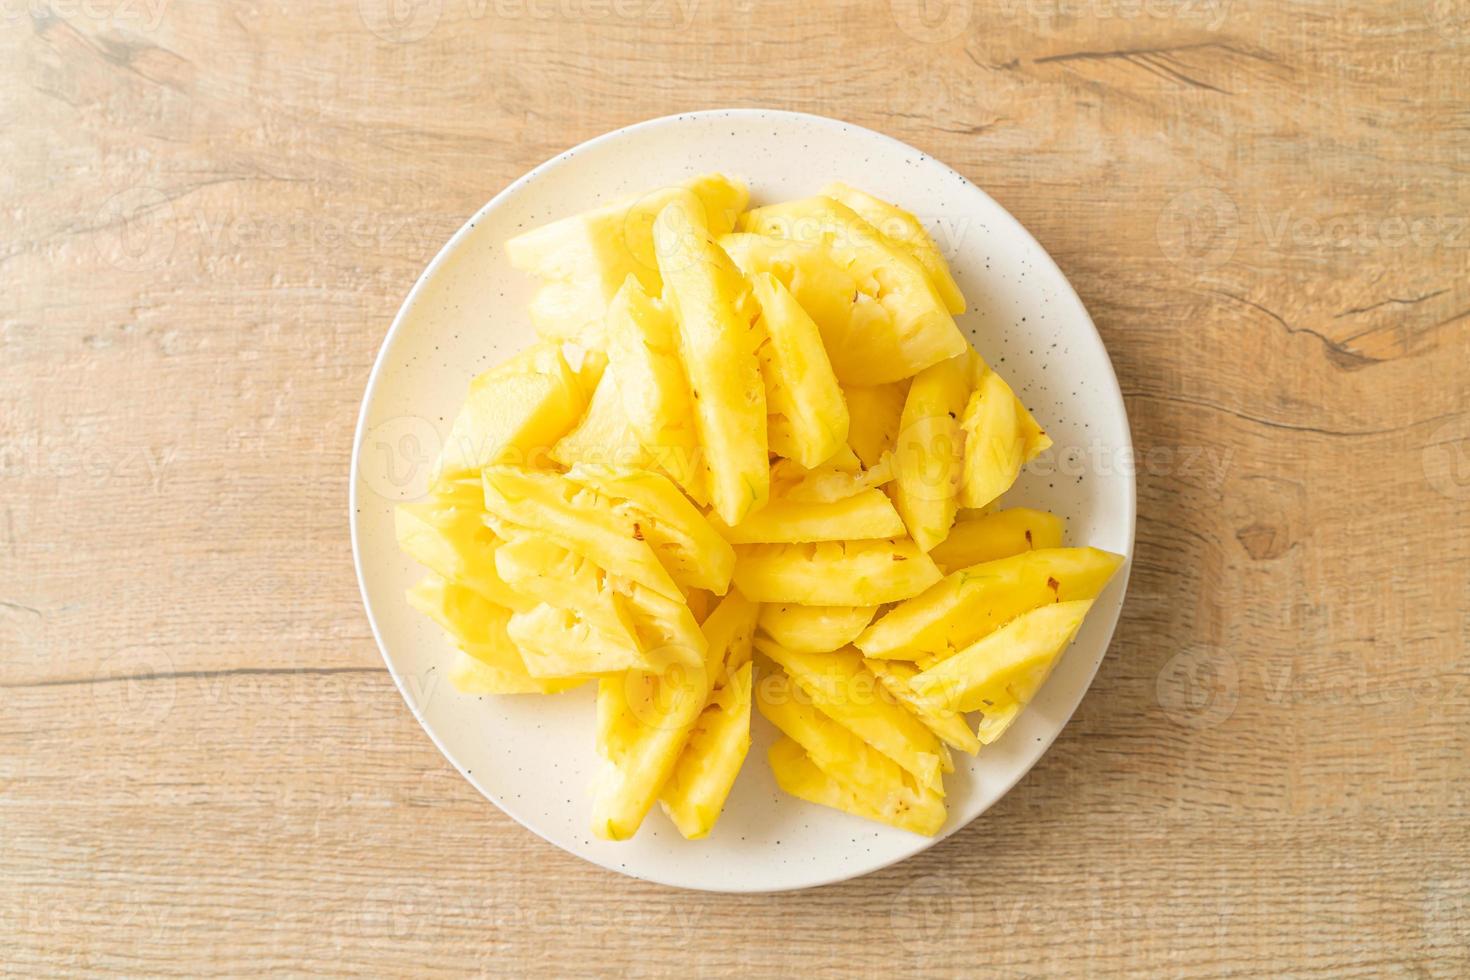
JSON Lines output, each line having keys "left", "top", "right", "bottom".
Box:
{"left": 757, "top": 640, "right": 947, "bottom": 791}
{"left": 405, "top": 575, "right": 576, "bottom": 693}
{"left": 749, "top": 272, "right": 849, "bottom": 467}
{"left": 844, "top": 380, "right": 910, "bottom": 469}
{"left": 891, "top": 353, "right": 971, "bottom": 552}
{"left": 767, "top": 736, "right": 943, "bottom": 836}
{"left": 394, "top": 481, "right": 531, "bottom": 612}
{"left": 590, "top": 589, "right": 759, "bottom": 840}
{"left": 506, "top": 175, "right": 748, "bottom": 344}
{"left": 448, "top": 650, "right": 584, "bottom": 696}
{"left": 713, "top": 488, "right": 906, "bottom": 543}
{"left": 769, "top": 449, "right": 895, "bottom": 504}
{"left": 732, "top": 538, "right": 942, "bottom": 606}
{"left": 865, "top": 658, "right": 980, "bottom": 755}
{"left": 493, "top": 535, "right": 706, "bottom": 667}
{"left": 929, "top": 507, "right": 1065, "bottom": 574}
{"left": 603, "top": 276, "right": 707, "bottom": 501}
{"left": 659, "top": 660, "right": 754, "bottom": 839}
{"left": 654, "top": 199, "right": 769, "bottom": 525}
{"left": 480, "top": 465, "right": 682, "bottom": 602}
{"left": 507, "top": 602, "right": 655, "bottom": 677}
{"left": 958, "top": 358, "right": 1052, "bottom": 510}
{"left": 434, "top": 342, "right": 585, "bottom": 481}
{"left": 741, "top": 197, "right": 966, "bottom": 384}
{"left": 550, "top": 370, "right": 652, "bottom": 471}
{"left": 820, "top": 182, "right": 965, "bottom": 315}
{"left": 758, "top": 603, "right": 877, "bottom": 652}
{"left": 758, "top": 670, "right": 946, "bottom": 835}
{"left": 568, "top": 464, "right": 734, "bottom": 596}
{"left": 910, "top": 599, "right": 1093, "bottom": 712}
{"left": 973, "top": 658, "right": 1054, "bottom": 746}
{"left": 856, "top": 546, "right": 1123, "bottom": 660}
{"left": 719, "top": 232, "right": 860, "bottom": 356}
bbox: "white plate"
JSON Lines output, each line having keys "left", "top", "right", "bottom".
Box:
{"left": 351, "top": 109, "right": 1135, "bottom": 893}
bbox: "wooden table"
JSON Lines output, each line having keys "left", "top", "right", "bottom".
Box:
{"left": 4, "top": 2, "right": 1467, "bottom": 975}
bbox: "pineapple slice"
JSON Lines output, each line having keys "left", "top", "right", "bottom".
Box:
{"left": 758, "top": 603, "right": 877, "bottom": 653}
{"left": 769, "top": 449, "right": 894, "bottom": 504}
{"left": 929, "top": 507, "right": 1064, "bottom": 574}
{"left": 973, "top": 658, "right": 1054, "bottom": 746}
{"left": 654, "top": 199, "right": 769, "bottom": 525}
{"left": 713, "top": 488, "right": 905, "bottom": 543}
{"left": 394, "top": 481, "right": 532, "bottom": 612}
{"left": 865, "top": 658, "right": 980, "bottom": 755}
{"left": 958, "top": 357, "right": 1052, "bottom": 510}
{"left": 507, "top": 603, "right": 654, "bottom": 677}
{"left": 891, "top": 353, "right": 971, "bottom": 552}
{"left": 658, "top": 660, "right": 754, "bottom": 839}
{"left": 856, "top": 547, "right": 1123, "bottom": 660}
{"left": 732, "top": 539, "right": 942, "bottom": 606}
{"left": 719, "top": 232, "right": 860, "bottom": 357}
{"left": 757, "top": 639, "right": 948, "bottom": 791}
{"left": 590, "top": 589, "right": 759, "bottom": 840}
{"left": 493, "top": 536, "right": 706, "bottom": 667}
{"left": 758, "top": 670, "right": 946, "bottom": 835}
{"left": 910, "top": 599, "right": 1094, "bottom": 712}
{"left": 550, "top": 370, "right": 652, "bottom": 471}
{"left": 604, "top": 276, "right": 707, "bottom": 502}
{"left": 568, "top": 464, "right": 734, "bottom": 596}
{"left": 768, "top": 736, "right": 943, "bottom": 836}
{"left": 820, "top": 182, "right": 966, "bottom": 315}
{"left": 741, "top": 197, "right": 966, "bottom": 384}
{"left": 749, "top": 272, "right": 849, "bottom": 467}
{"left": 434, "top": 342, "right": 586, "bottom": 481}
{"left": 844, "top": 381, "right": 910, "bottom": 469}
{"left": 480, "top": 465, "right": 682, "bottom": 602}
{"left": 405, "top": 575, "right": 579, "bottom": 693}
{"left": 506, "top": 175, "right": 748, "bottom": 344}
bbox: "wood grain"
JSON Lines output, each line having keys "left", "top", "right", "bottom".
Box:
{"left": 3, "top": 1, "right": 1467, "bottom": 975}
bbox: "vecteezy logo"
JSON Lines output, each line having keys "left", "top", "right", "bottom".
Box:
{"left": 889, "top": 0, "right": 972, "bottom": 43}
{"left": 1423, "top": 416, "right": 1470, "bottom": 501}
{"left": 359, "top": 0, "right": 443, "bottom": 43}
{"left": 1155, "top": 188, "right": 1240, "bottom": 272}
{"left": 358, "top": 415, "right": 442, "bottom": 501}
{"left": 1156, "top": 646, "right": 1239, "bottom": 729}
{"left": 95, "top": 187, "right": 176, "bottom": 272}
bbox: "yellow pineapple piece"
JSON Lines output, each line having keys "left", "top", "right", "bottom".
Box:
{"left": 713, "top": 488, "right": 905, "bottom": 543}
{"left": 865, "top": 658, "right": 979, "bottom": 755}
{"left": 769, "top": 449, "right": 895, "bottom": 504}
{"left": 891, "top": 353, "right": 971, "bottom": 552}
{"left": 820, "top": 182, "right": 965, "bottom": 315}
{"left": 603, "top": 276, "right": 707, "bottom": 501}
{"left": 658, "top": 660, "right": 754, "bottom": 839}
{"left": 757, "top": 639, "right": 948, "bottom": 791}
{"left": 480, "top": 465, "right": 682, "bottom": 602}
{"left": 550, "top": 370, "right": 652, "bottom": 471}
{"left": 958, "top": 357, "right": 1052, "bottom": 510}
{"left": 591, "top": 589, "right": 759, "bottom": 840}
{"left": 758, "top": 670, "right": 946, "bottom": 835}
{"left": 394, "top": 480, "right": 532, "bottom": 612}
{"left": 405, "top": 575, "right": 579, "bottom": 694}
{"left": 911, "top": 599, "right": 1094, "bottom": 712}
{"left": 732, "top": 538, "right": 942, "bottom": 606}
{"left": 749, "top": 272, "right": 849, "bottom": 467}
{"left": 567, "top": 464, "right": 734, "bottom": 596}
{"left": 767, "top": 736, "right": 943, "bottom": 836}
{"left": 758, "top": 603, "right": 877, "bottom": 653}
{"left": 856, "top": 546, "right": 1122, "bottom": 660}
{"left": 719, "top": 232, "right": 860, "bottom": 357}
{"left": 929, "top": 507, "right": 1065, "bottom": 574}
{"left": 741, "top": 197, "right": 966, "bottom": 384}
{"left": 844, "top": 380, "right": 910, "bottom": 469}
{"left": 655, "top": 199, "right": 769, "bottom": 525}
{"left": 506, "top": 603, "right": 655, "bottom": 677}
{"left": 506, "top": 175, "right": 748, "bottom": 345}
{"left": 434, "top": 342, "right": 586, "bottom": 481}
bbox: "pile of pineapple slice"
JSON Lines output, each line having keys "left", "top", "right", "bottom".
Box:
{"left": 396, "top": 174, "right": 1123, "bottom": 841}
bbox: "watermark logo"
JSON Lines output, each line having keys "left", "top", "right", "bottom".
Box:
{"left": 889, "top": 0, "right": 972, "bottom": 43}
{"left": 1156, "top": 188, "right": 1239, "bottom": 271}
{"left": 1156, "top": 645, "right": 1238, "bottom": 729}
{"left": 889, "top": 873, "right": 976, "bottom": 952}
{"left": 359, "top": 0, "right": 443, "bottom": 42}
{"left": 1423, "top": 415, "right": 1470, "bottom": 501}
{"left": 358, "top": 415, "right": 442, "bottom": 501}
{"left": 91, "top": 645, "right": 177, "bottom": 736}
{"left": 1429, "top": 0, "right": 1470, "bottom": 41}
{"left": 95, "top": 187, "right": 176, "bottom": 272}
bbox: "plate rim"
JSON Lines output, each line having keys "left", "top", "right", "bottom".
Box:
{"left": 349, "top": 107, "right": 1137, "bottom": 893}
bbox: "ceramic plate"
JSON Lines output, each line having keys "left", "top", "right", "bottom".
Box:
{"left": 350, "top": 109, "right": 1134, "bottom": 892}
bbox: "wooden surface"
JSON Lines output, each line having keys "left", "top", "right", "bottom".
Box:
{"left": 3, "top": 1, "right": 1468, "bottom": 975}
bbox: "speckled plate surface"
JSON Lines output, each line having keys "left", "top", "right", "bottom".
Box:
{"left": 350, "top": 109, "right": 1135, "bottom": 893}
